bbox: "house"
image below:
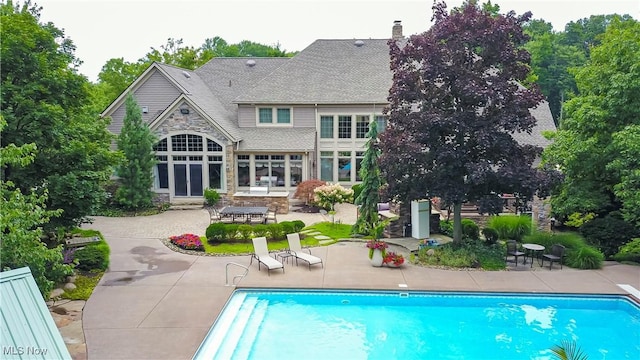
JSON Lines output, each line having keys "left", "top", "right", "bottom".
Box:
{"left": 101, "top": 21, "right": 556, "bottom": 209}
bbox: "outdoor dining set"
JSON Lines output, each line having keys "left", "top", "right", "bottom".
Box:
{"left": 208, "top": 205, "right": 277, "bottom": 224}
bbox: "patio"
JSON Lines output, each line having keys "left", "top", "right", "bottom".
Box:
{"left": 77, "top": 208, "right": 639, "bottom": 360}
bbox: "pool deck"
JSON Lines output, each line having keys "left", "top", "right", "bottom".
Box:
{"left": 81, "top": 206, "right": 640, "bottom": 360}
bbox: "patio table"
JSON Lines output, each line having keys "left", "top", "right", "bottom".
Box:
{"left": 220, "top": 206, "right": 268, "bottom": 223}
{"left": 522, "top": 243, "right": 545, "bottom": 268}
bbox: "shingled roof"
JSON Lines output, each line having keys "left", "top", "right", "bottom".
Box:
{"left": 147, "top": 34, "right": 555, "bottom": 149}
{"left": 156, "top": 63, "right": 243, "bottom": 141}
{"left": 196, "top": 57, "right": 289, "bottom": 111}
{"left": 234, "top": 39, "right": 392, "bottom": 104}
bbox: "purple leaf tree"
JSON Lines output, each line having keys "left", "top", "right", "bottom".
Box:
{"left": 380, "top": 1, "right": 548, "bottom": 243}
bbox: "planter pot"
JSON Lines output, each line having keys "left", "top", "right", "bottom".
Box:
{"left": 370, "top": 249, "right": 384, "bottom": 267}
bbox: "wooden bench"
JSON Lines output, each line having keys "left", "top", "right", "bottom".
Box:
{"left": 65, "top": 236, "right": 101, "bottom": 248}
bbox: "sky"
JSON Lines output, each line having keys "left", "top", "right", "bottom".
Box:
{"left": 35, "top": 0, "right": 640, "bottom": 82}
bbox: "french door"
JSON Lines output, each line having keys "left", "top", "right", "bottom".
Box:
{"left": 173, "top": 156, "right": 203, "bottom": 197}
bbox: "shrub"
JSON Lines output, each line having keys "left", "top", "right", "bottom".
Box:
{"left": 418, "top": 244, "right": 478, "bottom": 268}
{"left": 279, "top": 221, "right": 295, "bottom": 235}
{"left": 224, "top": 224, "right": 239, "bottom": 241}
{"left": 292, "top": 220, "right": 306, "bottom": 232}
{"left": 294, "top": 179, "right": 326, "bottom": 205}
{"left": 566, "top": 246, "right": 604, "bottom": 269}
{"left": 252, "top": 224, "right": 269, "bottom": 238}
{"left": 613, "top": 238, "right": 640, "bottom": 263}
{"left": 313, "top": 183, "right": 354, "bottom": 210}
{"left": 237, "top": 225, "right": 254, "bottom": 242}
{"left": 523, "top": 231, "right": 604, "bottom": 269}
{"left": 203, "top": 188, "right": 221, "bottom": 206}
{"left": 579, "top": 212, "right": 639, "bottom": 259}
{"left": 75, "top": 244, "right": 109, "bottom": 271}
{"left": 461, "top": 218, "right": 479, "bottom": 240}
{"left": 169, "top": 234, "right": 204, "bottom": 251}
{"left": 482, "top": 227, "right": 499, "bottom": 244}
{"left": 487, "top": 215, "right": 532, "bottom": 241}
{"left": 267, "top": 223, "right": 285, "bottom": 240}
{"left": 440, "top": 220, "right": 453, "bottom": 237}
{"left": 206, "top": 223, "right": 227, "bottom": 243}
{"left": 415, "top": 240, "right": 505, "bottom": 270}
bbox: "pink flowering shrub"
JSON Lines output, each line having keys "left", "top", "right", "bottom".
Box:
{"left": 170, "top": 233, "right": 204, "bottom": 251}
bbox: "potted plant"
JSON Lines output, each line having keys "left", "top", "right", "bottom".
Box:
{"left": 383, "top": 251, "right": 405, "bottom": 267}
{"left": 366, "top": 239, "right": 388, "bottom": 267}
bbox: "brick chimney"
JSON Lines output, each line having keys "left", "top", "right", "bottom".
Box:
{"left": 392, "top": 20, "right": 403, "bottom": 40}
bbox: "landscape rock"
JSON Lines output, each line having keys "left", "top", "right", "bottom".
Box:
{"left": 64, "top": 282, "right": 77, "bottom": 291}
{"left": 49, "top": 288, "right": 65, "bottom": 299}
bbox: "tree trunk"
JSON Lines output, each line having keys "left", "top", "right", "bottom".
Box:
{"left": 452, "top": 202, "right": 462, "bottom": 244}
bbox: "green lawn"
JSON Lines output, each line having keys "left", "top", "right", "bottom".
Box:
{"left": 198, "top": 222, "right": 354, "bottom": 255}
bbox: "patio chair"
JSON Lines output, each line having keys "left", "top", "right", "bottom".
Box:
{"left": 249, "top": 213, "right": 266, "bottom": 224}
{"left": 542, "top": 244, "right": 565, "bottom": 270}
{"left": 286, "top": 233, "right": 323, "bottom": 270}
{"left": 265, "top": 206, "right": 277, "bottom": 224}
{"left": 505, "top": 240, "right": 525, "bottom": 265}
{"left": 207, "top": 206, "right": 221, "bottom": 223}
{"left": 250, "top": 237, "right": 284, "bottom": 275}
{"left": 220, "top": 212, "right": 234, "bottom": 224}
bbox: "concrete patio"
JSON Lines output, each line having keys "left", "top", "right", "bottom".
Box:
{"left": 79, "top": 207, "right": 640, "bottom": 360}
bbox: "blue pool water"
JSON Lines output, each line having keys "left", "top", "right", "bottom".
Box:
{"left": 193, "top": 290, "right": 640, "bottom": 360}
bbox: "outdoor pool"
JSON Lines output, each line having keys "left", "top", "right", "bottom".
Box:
{"left": 193, "top": 289, "right": 640, "bottom": 360}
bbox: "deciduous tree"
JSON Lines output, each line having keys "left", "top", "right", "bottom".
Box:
{"left": 1, "top": 1, "right": 119, "bottom": 232}
{"left": 0, "top": 117, "right": 72, "bottom": 298}
{"left": 380, "top": 1, "right": 548, "bottom": 243}
{"left": 523, "top": 20, "right": 585, "bottom": 124}
{"left": 543, "top": 18, "right": 640, "bottom": 227}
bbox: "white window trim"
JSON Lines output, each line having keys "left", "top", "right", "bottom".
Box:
{"left": 256, "top": 107, "right": 294, "bottom": 127}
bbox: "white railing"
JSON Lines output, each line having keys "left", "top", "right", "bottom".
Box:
{"left": 225, "top": 262, "right": 249, "bottom": 287}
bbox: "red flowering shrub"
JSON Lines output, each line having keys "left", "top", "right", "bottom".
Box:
{"left": 170, "top": 234, "right": 204, "bottom": 251}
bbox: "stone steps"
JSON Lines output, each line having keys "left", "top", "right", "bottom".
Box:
{"left": 169, "top": 204, "right": 204, "bottom": 211}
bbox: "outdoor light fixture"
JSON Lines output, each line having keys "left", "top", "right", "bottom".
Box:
{"left": 180, "top": 108, "right": 189, "bottom": 114}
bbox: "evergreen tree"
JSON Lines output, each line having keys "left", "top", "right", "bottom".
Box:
{"left": 115, "top": 93, "right": 156, "bottom": 210}
{"left": 353, "top": 119, "right": 383, "bottom": 236}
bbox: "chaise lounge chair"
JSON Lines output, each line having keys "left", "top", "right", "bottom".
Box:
{"left": 286, "top": 233, "right": 323, "bottom": 270}
{"left": 250, "top": 237, "right": 284, "bottom": 275}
